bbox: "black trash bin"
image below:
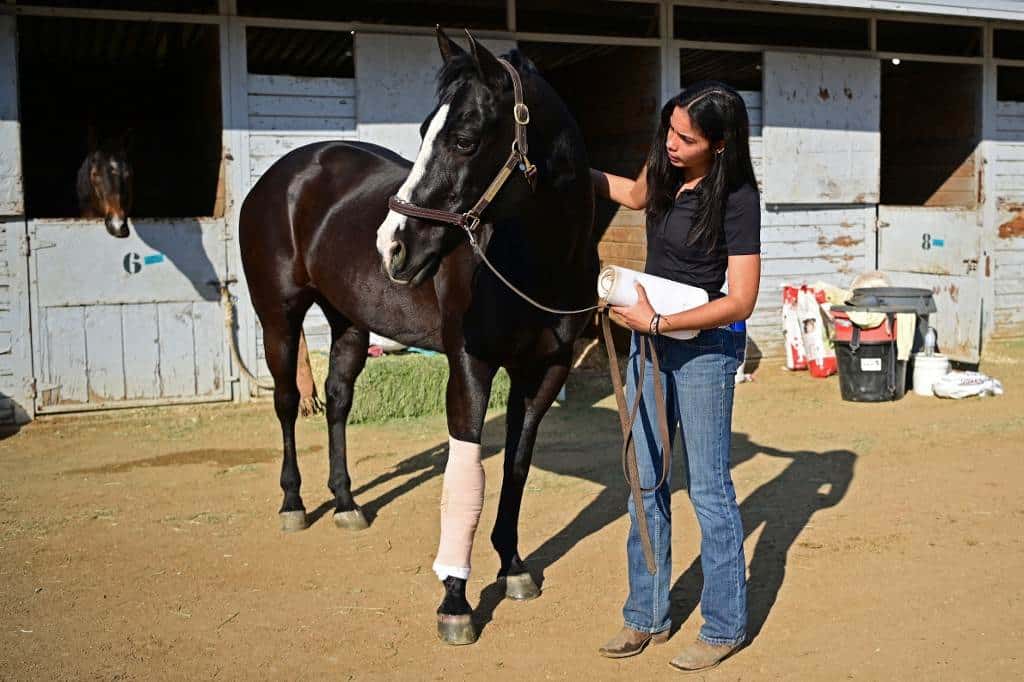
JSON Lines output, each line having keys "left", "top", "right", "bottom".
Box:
{"left": 833, "top": 312, "right": 907, "bottom": 402}
{"left": 832, "top": 288, "right": 935, "bottom": 403}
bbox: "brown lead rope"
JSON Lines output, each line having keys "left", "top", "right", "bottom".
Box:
{"left": 600, "top": 309, "right": 673, "bottom": 575}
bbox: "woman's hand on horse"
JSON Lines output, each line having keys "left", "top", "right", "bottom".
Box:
{"left": 610, "top": 283, "right": 656, "bottom": 333}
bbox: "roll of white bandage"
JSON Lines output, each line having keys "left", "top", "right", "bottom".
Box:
{"left": 596, "top": 265, "right": 709, "bottom": 340}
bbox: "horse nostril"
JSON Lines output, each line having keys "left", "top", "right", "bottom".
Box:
{"left": 389, "top": 241, "right": 406, "bottom": 271}
{"left": 105, "top": 215, "right": 129, "bottom": 238}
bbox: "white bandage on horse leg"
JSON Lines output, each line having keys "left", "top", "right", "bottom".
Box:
{"left": 432, "top": 437, "right": 485, "bottom": 581}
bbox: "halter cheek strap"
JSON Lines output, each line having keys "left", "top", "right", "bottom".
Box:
{"left": 387, "top": 57, "right": 537, "bottom": 238}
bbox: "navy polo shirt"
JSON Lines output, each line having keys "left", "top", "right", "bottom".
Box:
{"left": 644, "top": 182, "right": 761, "bottom": 301}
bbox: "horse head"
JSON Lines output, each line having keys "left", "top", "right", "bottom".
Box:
{"left": 376, "top": 28, "right": 581, "bottom": 287}
{"left": 78, "top": 129, "right": 134, "bottom": 238}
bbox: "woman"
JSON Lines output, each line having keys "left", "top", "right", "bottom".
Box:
{"left": 591, "top": 81, "right": 761, "bottom": 673}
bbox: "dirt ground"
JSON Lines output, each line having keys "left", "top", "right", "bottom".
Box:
{"left": 2, "top": 340, "right": 1023, "bottom": 680}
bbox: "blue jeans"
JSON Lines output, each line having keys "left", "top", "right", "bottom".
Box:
{"left": 622, "top": 328, "right": 747, "bottom": 646}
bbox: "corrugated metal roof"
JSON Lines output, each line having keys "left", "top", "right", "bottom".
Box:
{"left": 754, "top": 0, "right": 1024, "bottom": 22}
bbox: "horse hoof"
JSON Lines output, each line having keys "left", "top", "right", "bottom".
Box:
{"left": 279, "top": 510, "right": 307, "bottom": 533}
{"left": 437, "top": 614, "right": 477, "bottom": 646}
{"left": 504, "top": 572, "right": 541, "bottom": 601}
{"left": 333, "top": 508, "right": 369, "bottom": 531}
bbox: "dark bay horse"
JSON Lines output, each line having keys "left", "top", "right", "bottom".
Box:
{"left": 239, "top": 29, "right": 598, "bottom": 644}
{"left": 78, "top": 129, "right": 133, "bottom": 238}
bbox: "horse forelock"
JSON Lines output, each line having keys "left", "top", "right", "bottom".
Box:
{"left": 436, "top": 49, "right": 537, "bottom": 99}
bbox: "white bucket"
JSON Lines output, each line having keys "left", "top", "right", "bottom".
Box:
{"left": 912, "top": 353, "right": 950, "bottom": 397}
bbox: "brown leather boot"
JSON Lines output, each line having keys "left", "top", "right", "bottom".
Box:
{"left": 668, "top": 638, "right": 743, "bottom": 672}
{"left": 598, "top": 626, "right": 670, "bottom": 659}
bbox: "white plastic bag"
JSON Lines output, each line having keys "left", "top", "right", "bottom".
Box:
{"left": 932, "top": 371, "right": 1004, "bottom": 399}
{"left": 369, "top": 332, "right": 406, "bottom": 353}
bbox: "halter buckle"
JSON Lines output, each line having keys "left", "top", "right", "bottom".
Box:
{"left": 514, "top": 103, "right": 530, "bottom": 126}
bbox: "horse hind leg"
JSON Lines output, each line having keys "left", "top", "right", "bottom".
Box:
{"left": 262, "top": 308, "right": 310, "bottom": 532}
{"left": 323, "top": 312, "right": 370, "bottom": 530}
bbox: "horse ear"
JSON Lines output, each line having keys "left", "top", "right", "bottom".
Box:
{"left": 435, "top": 26, "right": 466, "bottom": 63}
{"left": 465, "top": 30, "right": 504, "bottom": 88}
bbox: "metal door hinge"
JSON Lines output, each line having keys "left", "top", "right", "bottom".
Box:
{"left": 963, "top": 258, "right": 979, "bottom": 274}
{"left": 875, "top": 218, "right": 890, "bottom": 231}
{"left": 20, "top": 233, "right": 56, "bottom": 256}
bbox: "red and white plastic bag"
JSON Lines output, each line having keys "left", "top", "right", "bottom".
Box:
{"left": 782, "top": 285, "right": 808, "bottom": 371}
{"left": 796, "top": 286, "right": 837, "bottom": 378}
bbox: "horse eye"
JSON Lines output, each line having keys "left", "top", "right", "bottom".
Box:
{"left": 454, "top": 137, "right": 477, "bottom": 153}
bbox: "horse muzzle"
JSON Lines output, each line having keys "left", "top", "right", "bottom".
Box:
{"left": 105, "top": 214, "right": 129, "bottom": 238}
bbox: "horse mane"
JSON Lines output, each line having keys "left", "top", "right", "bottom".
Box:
{"left": 435, "top": 48, "right": 538, "bottom": 101}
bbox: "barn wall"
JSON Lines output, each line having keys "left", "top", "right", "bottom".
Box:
{"left": 246, "top": 74, "right": 357, "bottom": 186}
{"left": 243, "top": 72, "right": 358, "bottom": 356}
{"left": 0, "top": 16, "right": 31, "bottom": 424}
{"left": 1, "top": 217, "right": 32, "bottom": 424}
{"left": 0, "top": 16, "right": 22, "bottom": 217}
{"left": 354, "top": 33, "right": 517, "bottom": 162}
{"left": 993, "top": 101, "right": 1024, "bottom": 338}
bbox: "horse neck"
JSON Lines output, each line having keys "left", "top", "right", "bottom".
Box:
{"left": 75, "top": 160, "right": 100, "bottom": 215}
{"left": 525, "top": 120, "right": 596, "bottom": 271}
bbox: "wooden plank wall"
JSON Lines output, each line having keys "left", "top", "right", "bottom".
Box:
{"left": 246, "top": 73, "right": 358, "bottom": 358}
{"left": 763, "top": 53, "right": 880, "bottom": 205}
{"left": 0, "top": 16, "right": 22, "bottom": 216}
{"left": 36, "top": 300, "right": 225, "bottom": 407}
{"left": 0, "top": 218, "right": 32, "bottom": 424}
{"left": 754, "top": 206, "right": 875, "bottom": 357}
{"left": 993, "top": 101, "right": 1024, "bottom": 338}
{"left": 247, "top": 74, "right": 357, "bottom": 186}
{"left": 29, "top": 219, "right": 228, "bottom": 412}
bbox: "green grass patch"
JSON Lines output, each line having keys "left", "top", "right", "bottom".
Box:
{"left": 309, "top": 351, "right": 510, "bottom": 424}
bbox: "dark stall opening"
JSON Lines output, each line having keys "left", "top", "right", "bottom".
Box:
{"left": 680, "top": 48, "right": 762, "bottom": 92}
{"left": 998, "top": 66, "right": 1024, "bottom": 103}
{"left": 17, "top": 16, "right": 223, "bottom": 219}
{"left": 246, "top": 26, "right": 354, "bottom": 78}
{"left": 519, "top": 42, "right": 659, "bottom": 266}
{"left": 880, "top": 60, "right": 981, "bottom": 208}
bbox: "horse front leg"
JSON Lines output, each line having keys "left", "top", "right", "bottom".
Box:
{"left": 435, "top": 352, "right": 496, "bottom": 646}
{"left": 492, "top": 360, "right": 570, "bottom": 601}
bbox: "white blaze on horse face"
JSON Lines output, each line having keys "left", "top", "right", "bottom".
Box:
{"left": 376, "top": 103, "right": 451, "bottom": 270}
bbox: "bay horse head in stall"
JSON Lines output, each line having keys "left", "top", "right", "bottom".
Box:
{"left": 239, "top": 28, "right": 597, "bottom": 645}
{"left": 78, "top": 129, "right": 133, "bottom": 238}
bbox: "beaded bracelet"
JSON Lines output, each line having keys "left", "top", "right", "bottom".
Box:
{"left": 649, "top": 313, "right": 661, "bottom": 336}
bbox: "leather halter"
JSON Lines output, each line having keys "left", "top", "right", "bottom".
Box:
{"left": 387, "top": 57, "right": 538, "bottom": 240}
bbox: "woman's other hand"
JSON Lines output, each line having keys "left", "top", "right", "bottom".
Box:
{"left": 610, "top": 283, "right": 656, "bottom": 333}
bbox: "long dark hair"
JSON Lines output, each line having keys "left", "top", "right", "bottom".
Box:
{"left": 645, "top": 81, "right": 758, "bottom": 249}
